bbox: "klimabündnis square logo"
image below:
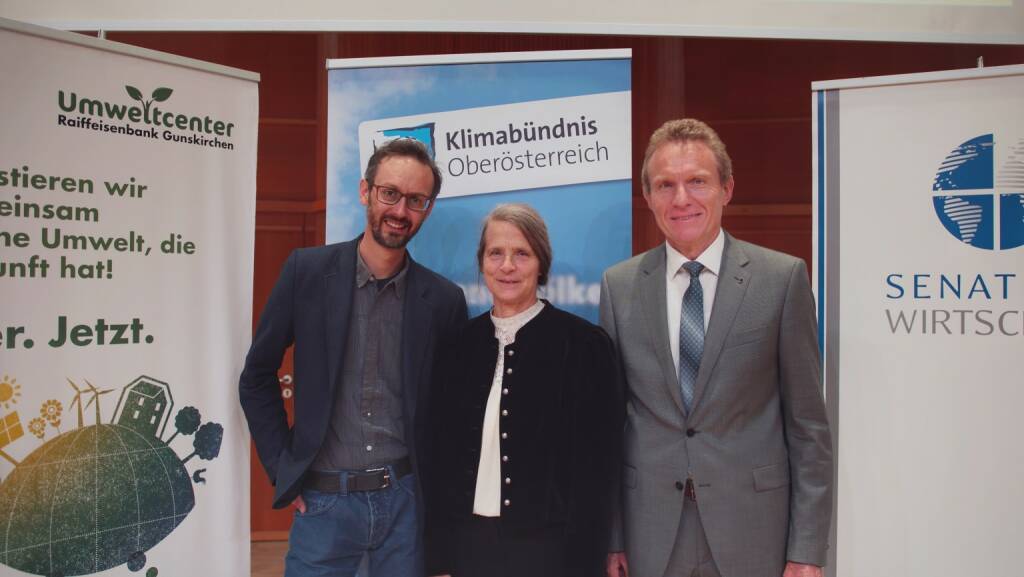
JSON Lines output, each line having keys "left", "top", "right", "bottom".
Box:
{"left": 371, "top": 123, "right": 436, "bottom": 158}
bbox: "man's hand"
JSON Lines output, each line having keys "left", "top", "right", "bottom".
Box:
{"left": 606, "top": 552, "right": 629, "bottom": 577}
{"left": 292, "top": 495, "right": 306, "bottom": 514}
{"left": 782, "top": 561, "right": 823, "bottom": 577}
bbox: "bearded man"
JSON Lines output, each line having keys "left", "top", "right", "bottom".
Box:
{"left": 240, "top": 138, "right": 468, "bottom": 576}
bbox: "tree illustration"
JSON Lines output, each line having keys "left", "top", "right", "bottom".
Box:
{"left": 127, "top": 551, "right": 146, "bottom": 572}
{"left": 125, "top": 85, "right": 173, "bottom": 120}
{"left": 166, "top": 406, "right": 201, "bottom": 444}
{"left": 184, "top": 422, "right": 223, "bottom": 463}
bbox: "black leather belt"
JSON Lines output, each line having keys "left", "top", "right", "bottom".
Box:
{"left": 304, "top": 457, "right": 412, "bottom": 493}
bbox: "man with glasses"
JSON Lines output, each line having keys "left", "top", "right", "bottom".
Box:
{"left": 240, "top": 138, "right": 468, "bottom": 576}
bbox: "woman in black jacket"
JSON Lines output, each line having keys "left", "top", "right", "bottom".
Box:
{"left": 424, "top": 203, "right": 623, "bottom": 577}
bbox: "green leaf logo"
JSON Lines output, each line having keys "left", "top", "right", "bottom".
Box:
{"left": 125, "top": 85, "right": 143, "bottom": 101}
{"left": 151, "top": 87, "right": 173, "bottom": 102}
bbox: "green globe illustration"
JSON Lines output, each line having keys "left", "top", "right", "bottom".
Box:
{"left": 0, "top": 376, "right": 223, "bottom": 577}
{"left": 0, "top": 424, "right": 194, "bottom": 576}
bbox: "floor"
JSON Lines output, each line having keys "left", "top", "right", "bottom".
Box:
{"left": 252, "top": 541, "right": 287, "bottom": 577}
{"left": 252, "top": 540, "right": 373, "bottom": 576}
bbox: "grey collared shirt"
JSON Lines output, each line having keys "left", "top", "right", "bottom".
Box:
{"left": 311, "top": 252, "right": 408, "bottom": 471}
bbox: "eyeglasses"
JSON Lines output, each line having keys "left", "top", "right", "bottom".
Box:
{"left": 372, "top": 185, "right": 433, "bottom": 212}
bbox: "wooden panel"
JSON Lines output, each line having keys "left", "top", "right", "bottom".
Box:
{"left": 683, "top": 38, "right": 1024, "bottom": 122}
{"left": 632, "top": 194, "right": 660, "bottom": 255}
{"left": 253, "top": 213, "right": 306, "bottom": 319}
{"left": 248, "top": 212, "right": 305, "bottom": 532}
{"left": 629, "top": 38, "right": 688, "bottom": 201}
{"left": 684, "top": 39, "right": 815, "bottom": 121}
{"left": 306, "top": 208, "right": 327, "bottom": 246}
{"left": 712, "top": 120, "right": 812, "bottom": 206}
{"left": 257, "top": 122, "right": 319, "bottom": 201}
{"left": 723, "top": 204, "right": 813, "bottom": 270}
{"left": 247, "top": 209, "right": 319, "bottom": 532}
{"left": 106, "top": 32, "right": 321, "bottom": 119}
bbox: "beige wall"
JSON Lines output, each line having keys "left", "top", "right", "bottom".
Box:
{"left": 1, "top": 0, "right": 1021, "bottom": 43}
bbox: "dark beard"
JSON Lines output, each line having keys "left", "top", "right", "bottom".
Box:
{"left": 369, "top": 211, "right": 414, "bottom": 249}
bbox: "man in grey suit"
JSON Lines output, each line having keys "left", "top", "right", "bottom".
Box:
{"left": 600, "top": 119, "right": 833, "bottom": 577}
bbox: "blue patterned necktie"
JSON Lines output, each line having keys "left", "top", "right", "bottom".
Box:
{"left": 678, "top": 261, "right": 705, "bottom": 415}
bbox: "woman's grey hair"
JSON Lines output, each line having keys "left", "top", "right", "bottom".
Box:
{"left": 476, "top": 203, "right": 553, "bottom": 286}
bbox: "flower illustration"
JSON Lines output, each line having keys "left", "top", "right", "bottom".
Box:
{"left": 29, "top": 417, "right": 46, "bottom": 439}
{"left": 41, "top": 399, "right": 63, "bottom": 426}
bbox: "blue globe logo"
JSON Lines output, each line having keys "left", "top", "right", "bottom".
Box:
{"left": 932, "top": 133, "right": 1024, "bottom": 250}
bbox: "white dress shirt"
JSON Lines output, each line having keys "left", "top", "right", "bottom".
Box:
{"left": 666, "top": 230, "right": 725, "bottom": 377}
{"left": 473, "top": 299, "right": 545, "bottom": 517}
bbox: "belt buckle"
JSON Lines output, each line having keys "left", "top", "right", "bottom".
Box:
{"left": 366, "top": 466, "right": 390, "bottom": 489}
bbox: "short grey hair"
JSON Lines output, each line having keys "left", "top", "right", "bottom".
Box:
{"left": 477, "top": 203, "right": 553, "bottom": 286}
{"left": 641, "top": 118, "right": 733, "bottom": 193}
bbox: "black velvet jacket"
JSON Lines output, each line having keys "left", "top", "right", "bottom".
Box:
{"left": 423, "top": 302, "right": 624, "bottom": 577}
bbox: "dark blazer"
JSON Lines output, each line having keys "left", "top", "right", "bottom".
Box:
{"left": 238, "top": 236, "right": 468, "bottom": 510}
{"left": 424, "top": 302, "right": 624, "bottom": 577}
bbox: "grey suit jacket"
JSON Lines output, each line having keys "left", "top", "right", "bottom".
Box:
{"left": 599, "top": 233, "right": 833, "bottom": 577}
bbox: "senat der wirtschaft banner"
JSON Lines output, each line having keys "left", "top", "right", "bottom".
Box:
{"left": 328, "top": 51, "right": 632, "bottom": 322}
{"left": 0, "top": 18, "right": 258, "bottom": 577}
{"left": 813, "top": 64, "right": 1024, "bottom": 577}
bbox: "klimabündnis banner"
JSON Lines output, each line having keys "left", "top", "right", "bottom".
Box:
{"left": 0, "top": 19, "right": 258, "bottom": 577}
{"left": 813, "top": 65, "right": 1024, "bottom": 577}
{"left": 327, "top": 50, "right": 632, "bottom": 322}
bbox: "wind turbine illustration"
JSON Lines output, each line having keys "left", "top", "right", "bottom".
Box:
{"left": 67, "top": 379, "right": 85, "bottom": 429}
{"left": 82, "top": 380, "right": 114, "bottom": 424}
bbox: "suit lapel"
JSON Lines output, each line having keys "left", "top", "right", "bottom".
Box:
{"left": 639, "top": 246, "right": 686, "bottom": 415}
{"left": 325, "top": 240, "right": 357, "bottom": 397}
{"left": 691, "top": 234, "right": 750, "bottom": 414}
{"left": 401, "top": 261, "right": 434, "bottom": 424}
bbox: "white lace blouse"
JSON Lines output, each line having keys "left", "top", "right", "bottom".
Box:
{"left": 472, "top": 299, "right": 545, "bottom": 516}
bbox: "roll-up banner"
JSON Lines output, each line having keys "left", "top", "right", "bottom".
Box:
{"left": 813, "top": 64, "right": 1024, "bottom": 577}
{"left": 0, "top": 18, "right": 258, "bottom": 577}
{"left": 326, "top": 50, "right": 632, "bottom": 322}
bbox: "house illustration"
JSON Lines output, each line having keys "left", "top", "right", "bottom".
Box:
{"left": 112, "top": 376, "right": 173, "bottom": 438}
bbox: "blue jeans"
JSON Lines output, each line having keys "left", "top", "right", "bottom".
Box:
{"left": 285, "top": 470, "right": 420, "bottom": 577}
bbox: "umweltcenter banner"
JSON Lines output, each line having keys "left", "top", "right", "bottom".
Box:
{"left": 814, "top": 65, "right": 1024, "bottom": 577}
{"left": 0, "top": 19, "right": 258, "bottom": 577}
{"left": 326, "top": 50, "right": 632, "bottom": 322}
